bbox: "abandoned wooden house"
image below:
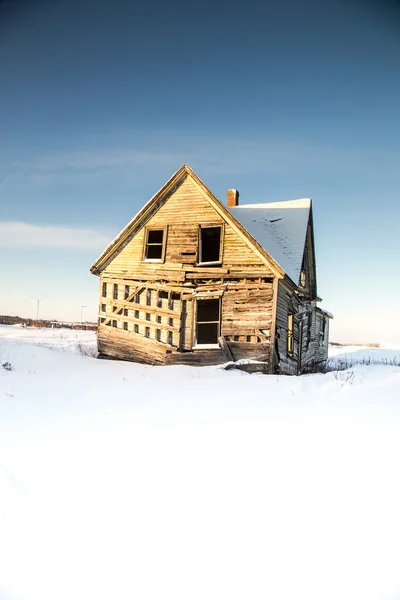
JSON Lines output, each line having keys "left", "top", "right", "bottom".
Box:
{"left": 90, "top": 164, "right": 332, "bottom": 374}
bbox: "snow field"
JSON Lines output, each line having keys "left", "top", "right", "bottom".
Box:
{"left": 1, "top": 327, "right": 400, "bottom": 600}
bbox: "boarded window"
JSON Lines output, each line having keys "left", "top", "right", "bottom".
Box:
{"left": 196, "top": 299, "right": 220, "bottom": 344}
{"left": 144, "top": 229, "right": 165, "bottom": 261}
{"left": 199, "top": 226, "right": 222, "bottom": 264}
{"left": 102, "top": 282, "right": 107, "bottom": 297}
{"left": 125, "top": 285, "right": 129, "bottom": 300}
{"left": 123, "top": 322, "right": 128, "bottom": 331}
{"left": 287, "top": 312, "right": 294, "bottom": 356}
{"left": 113, "top": 284, "right": 118, "bottom": 300}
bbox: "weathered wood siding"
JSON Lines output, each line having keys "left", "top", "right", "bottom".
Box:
{"left": 103, "top": 177, "right": 271, "bottom": 276}
{"left": 274, "top": 281, "right": 300, "bottom": 375}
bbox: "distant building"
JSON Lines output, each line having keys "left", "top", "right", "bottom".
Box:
{"left": 90, "top": 164, "right": 332, "bottom": 373}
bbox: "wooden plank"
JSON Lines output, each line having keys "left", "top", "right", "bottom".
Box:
{"left": 218, "top": 336, "right": 234, "bottom": 361}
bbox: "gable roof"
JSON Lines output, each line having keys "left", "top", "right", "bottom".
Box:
{"left": 90, "top": 164, "right": 311, "bottom": 286}
{"left": 229, "top": 199, "right": 311, "bottom": 285}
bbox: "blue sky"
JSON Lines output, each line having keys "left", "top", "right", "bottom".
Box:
{"left": 1, "top": 0, "right": 400, "bottom": 342}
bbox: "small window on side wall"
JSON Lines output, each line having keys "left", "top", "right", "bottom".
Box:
{"left": 199, "top": 226, "right": 222, "bottom": 265}
{"left": 144, "top": 228, "right": 166, "bottom": 261}
{"left": 287, "top": 312, "right": 294, "bottom": 357}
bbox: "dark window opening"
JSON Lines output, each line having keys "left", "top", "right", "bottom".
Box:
{"left": 159, "top": 290, "right": 168, "bottom": 300}
{"left": 134, "top": 324, "right": 139, "bottom": 333}
{"left": 123, "top": 308, "right": 128, "bottom": 316}
{"left": 123, "top": 322, "right": 128, "bottom": 331}
{"left": 199, "top": 226, "right": 221, "bottom": 264}
{"left": 157, "top": 292, "right": 162, "bottom": 308}
{"left": 156, "top": 315, "right": 162, "bottom": 324}
{"left": 246, "top": 335, "right": 251, "bottom": 342}
{"left": 146, "top": 313, "right": 150, "bottom": 321}
{"left": 146, "top": 289, "right": 151, "bottom": 306}
{"left": 145, "top": 327, "right": 150, "bottom": 338}
{"left": 112, "top": 320, "right": 117, "bottom": 328}
{"left": 156, "top": 329, "right": 161, "bottom": 341}
{"left": 196, "top": 299, "right": 220, "bottom": 344}
{"left": 125, "top": 285, "right": 129, "bottom": 299}
{"left": 169, "top": 318, "right": 173, "bottom": 327}
{"left": 168, "top": 331, "right": 173, "bottom": 345}
{"left": 101, "top": 304, "right": 106, "bottom": 313}
{"left": 113, "top": 284, "right": 118, "bottom": 300}
{"left": 102, "top": 282, "right": 107, "bottom": 298}
{"left": 135, "top": 310, "right": 139, "bottom": 319}
{"left": 144, "top": 229, "right": 164, "bottom": 260}
{"left": 134, "top": 291, "right": 140, "bottom": 304}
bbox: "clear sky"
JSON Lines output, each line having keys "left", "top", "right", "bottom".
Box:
{"left": 1, "top": 0, "right": 399, "bottom": 343}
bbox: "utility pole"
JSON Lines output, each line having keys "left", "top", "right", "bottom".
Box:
{"left": 81, "top": 305, "right": 87, "bottom": 324}
{"left": 30, "top": 296, "right": 46, "bottom": 321}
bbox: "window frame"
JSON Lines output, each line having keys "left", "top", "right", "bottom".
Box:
{"left": 287, "top": 311, "right": 294, "bottom": 357}
{"left": 193, "top": 297, "right": 221, "bottom": 348}
{"left": 197, "top": 223, "right": 224, "bottom": 266}
{"left": 143, "top": 226, "right": 167, "bottom": 263}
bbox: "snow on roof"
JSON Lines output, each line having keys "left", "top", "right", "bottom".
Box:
{"left": 229, "top": 198, "right": 311, "bottom": 284}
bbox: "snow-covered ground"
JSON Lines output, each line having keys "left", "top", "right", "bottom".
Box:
{"left": 1, "top": 326, "right": 400, "bottom": 600}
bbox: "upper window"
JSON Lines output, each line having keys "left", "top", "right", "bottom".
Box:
{"left": 144, "top": 229, "right": 165, "bottom": 261}
{"left": 199, "top": 226, "right": 222, "bottom": 265}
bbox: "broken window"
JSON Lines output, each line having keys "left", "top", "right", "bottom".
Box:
{"left": 196, "top": 299, "right": 220, "bottom": 345}
{"left": 287, "top": 312, "right": 294, "bottom": 356}
{"left": 144, "top": 229, "right": 165, "bottom": 261}
{"left": 199, "top": 226, "right": 222, "bottom": 264}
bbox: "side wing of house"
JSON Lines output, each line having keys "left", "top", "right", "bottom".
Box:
{"left": 273, "top": 210, "right": 332, "bottom": 375}
{"left": 94, "top": 170, "right": 280, "bottom": 367}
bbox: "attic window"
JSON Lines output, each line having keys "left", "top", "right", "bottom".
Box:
{"left": 199, "top": 226, "right": 222, "bottom": 265}
{"left": 144, "top": 228, "right": 166, "bottom": 262}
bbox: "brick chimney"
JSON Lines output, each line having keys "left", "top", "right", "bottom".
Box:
{"left": 226, "top": 189, "right": 239, "bottom": 207}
